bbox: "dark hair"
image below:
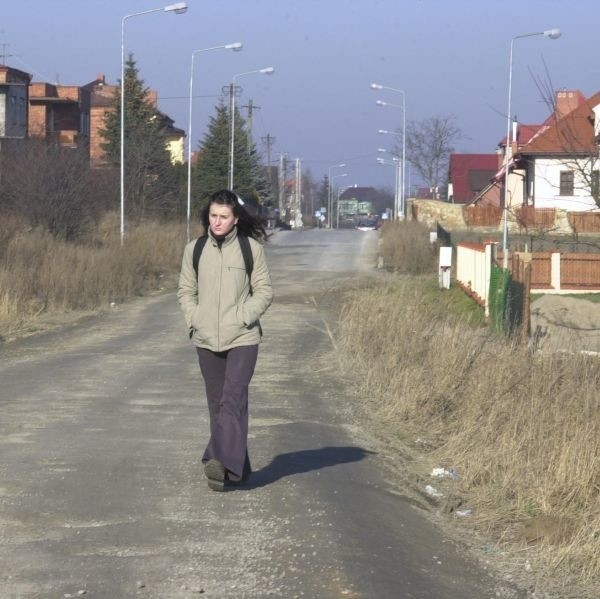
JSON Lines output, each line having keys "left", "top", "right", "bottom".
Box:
{"left": 201, "top": 189, "right": 268, "bottom": 242}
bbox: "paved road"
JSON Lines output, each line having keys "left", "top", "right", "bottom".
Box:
{"left": 0, "top": 229, "right": 516, "bottom": 598}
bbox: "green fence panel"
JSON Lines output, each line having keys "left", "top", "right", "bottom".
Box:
{"left": 489, "top": 265, "right": 511, "bottom": 334}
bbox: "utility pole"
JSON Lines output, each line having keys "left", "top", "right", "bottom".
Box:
{"left": 241, "top": 99, "right": 260, "bottom": 153}
{"left": 278, "top": 153, "right": 287, "bottom": 223}
{"left": 294, "top": 157, "right": 302, "bottom": 228}
{"left": 261, "top": 133, "right": 276, "bottom": 200}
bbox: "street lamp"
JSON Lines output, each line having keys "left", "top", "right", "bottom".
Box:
{"left": 186, "top": 42, "right": 242, "bottom": 242}
{"left": 120, "top": 2, "right": 188, "bottom": 245}
{"left": 377, "top": 155, "right": 400, "bottom": 219}
{"left": 374, "top": 87, "right": 406, "bottom": 219}
{"left": 327, "top": 163, "right": 345, "bottom": 228}
{"left": 228, "top": 67, "right": 274, "bottom": 190}
{"left": 501, "top": 28, "right": 561, "bottom": 267}
{"left": 330, "top": 172, "right": 347, "bottom": 228}
{"left": 373, "top": 84, "right": 406, "bottom": 218}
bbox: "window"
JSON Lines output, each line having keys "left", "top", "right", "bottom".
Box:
{"left": 559, "top": 170, "right": 574, "bottom": 196}
{"left": 591, "top": 170, "right": 600, "bottom": 199}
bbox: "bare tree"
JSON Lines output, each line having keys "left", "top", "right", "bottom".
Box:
{"left": 398, "top": 115, "right": 461, "bottom": 195}
{"left": 0, "top": 139, "right": 110, "bottom": 239}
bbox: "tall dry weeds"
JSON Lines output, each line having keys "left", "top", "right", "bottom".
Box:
{"left": 379, "top": 219, "right": 438, "bottom": 274}
{"left": 339, "top": 277, "right": 600, "bottom": 586}
{"left": 0, "top": 213, "right": 193, "bottom": 339}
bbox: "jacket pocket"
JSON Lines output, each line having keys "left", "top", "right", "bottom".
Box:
{"left": 236, "top": 303, "right": 248, "bottom": 327}
{"left": 190, "top": 305, "right": 210, "bottom": 341}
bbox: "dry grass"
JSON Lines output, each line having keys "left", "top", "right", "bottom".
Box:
{"left": 0, "top": 213, "right": 198, "bottom": 339}
{"left": 338, "top": 277, "right": 600, "bottom": 589}
{"left": 378, "top": 219, "right": 438, "bottom": 274}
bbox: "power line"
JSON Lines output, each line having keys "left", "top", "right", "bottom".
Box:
{"left": 160, "top": 94, "right": 221, "bottom": 100}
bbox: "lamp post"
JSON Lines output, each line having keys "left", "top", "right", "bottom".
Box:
{"left": 330, "top": 172, "right": 347, "bottom": 228}
{"left": 372, "top": 83, "right": 406, "bottom": 219}
{"left": 501, "top": 28, "right": 561, "bottom": 267}
{"left": 371, "top": 95, "right": 406, "bottom": 218}
{"left": 186, "top": 42, "right": 242, "bottom": 242}
{"left": 120, "top": 2, "right": 187, "bottom": 245}
{"left": 228, "top": 67, "right": 274, "bottom": 190}
{"left": 327, "top": 163, "right": 345, "bottom": 228}
{"left": 377, "top": 155, "right": 400, "bottom": 219}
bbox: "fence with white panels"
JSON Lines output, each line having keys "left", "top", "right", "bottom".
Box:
{"left": 456, "top": 243, "right": 494, "bottom": 316}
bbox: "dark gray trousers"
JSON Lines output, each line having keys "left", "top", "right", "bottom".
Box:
{"left": 196, "top": 344, "right": 258, "bottom": 478}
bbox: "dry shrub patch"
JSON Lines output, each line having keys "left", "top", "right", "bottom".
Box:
{"left": 0, "top": 213, "right": 189, "bottom": 339}
{"left": 379, "top": 219, "right": 437, "bottom": 274}
{"left": 338, "top": 276, "right": 600, "bottom": 589}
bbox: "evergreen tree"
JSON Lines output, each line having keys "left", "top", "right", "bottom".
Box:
{"left": 99, "top": 54, "right": 176, "bottom": 219}
{"left": 192, "top": 101, "right": 269, "bottom": 211}
{"left": 317, "top": 175, "right": 330, "bottom": 212}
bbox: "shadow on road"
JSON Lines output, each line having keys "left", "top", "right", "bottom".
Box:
{"left": 241, "top": 446, "right": 375, "bottom": 490}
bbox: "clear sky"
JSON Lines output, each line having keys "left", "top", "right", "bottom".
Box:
{"left": 3, "top": 0, "right": 598, "bottom": 190}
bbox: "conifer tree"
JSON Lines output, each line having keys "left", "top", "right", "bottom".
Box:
{"left": 192, "top": 101, "right": 269, "bottom": 211}
{"left": 99, "top": 54, "right": 176, "bottom": 219}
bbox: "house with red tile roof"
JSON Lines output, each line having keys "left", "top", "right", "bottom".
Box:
{"left": 518, "top": 90, "right": 600, "bottom": 212}
{"left": 447, "top": 154, "right": 498, "bottom": 204}
{"left": 472, "top": 89, "right": 600, "bottom": 213}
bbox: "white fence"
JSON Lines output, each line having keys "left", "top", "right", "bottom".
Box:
{"left": 456, "top": 243, "right": 494, "bottom": 317}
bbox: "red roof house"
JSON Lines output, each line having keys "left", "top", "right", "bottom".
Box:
{"left": 448, "top": 154, "right": 499, "bottom": 204}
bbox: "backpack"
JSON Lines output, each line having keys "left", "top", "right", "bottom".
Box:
{"left": 192, "top": 233, "right": 262, "bottom": 334}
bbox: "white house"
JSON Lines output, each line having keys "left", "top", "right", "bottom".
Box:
{"left": 472, "top": 90, "right": 600, "bottom": 214}
{"left": 518, "top": 90, "right": 600, "bottom": 213}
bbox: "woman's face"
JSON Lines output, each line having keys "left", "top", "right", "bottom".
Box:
{"left": 209, "top": 202, "right": 238, "bottom": 237}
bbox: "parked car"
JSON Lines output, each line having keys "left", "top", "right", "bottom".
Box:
{"left": 355, "top": 219, "right": 378, "bottom": 231}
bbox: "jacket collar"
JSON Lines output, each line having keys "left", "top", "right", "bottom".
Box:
{"left": 208, "top": 225, "right": 238, "bottom": 248}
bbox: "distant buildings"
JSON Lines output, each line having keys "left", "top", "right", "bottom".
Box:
{"left": 0, "top": 65, "right": 31, "bottom": 140}
{"left": 29, "top": 81, "right": 90, "bottom": 153}
{"left": 338, "top": 186, "right": 390, "bottom": 225}
{"left": 0, "top": 66, "right": 185, "bottom": 166}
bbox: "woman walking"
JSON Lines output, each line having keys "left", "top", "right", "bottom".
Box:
{"left": 177, "top": 189, "right": 273, "bottom": 491}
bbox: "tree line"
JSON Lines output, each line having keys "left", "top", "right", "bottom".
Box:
{"left": 0, "top": 55, "right": 273, "bottom": 240}
{"left": 0, "top": 54, "right": 455, "bottom": 240}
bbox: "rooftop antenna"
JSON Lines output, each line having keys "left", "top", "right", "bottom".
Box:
{"left": 0, "top": 42, "right": 14, "bottom": 64}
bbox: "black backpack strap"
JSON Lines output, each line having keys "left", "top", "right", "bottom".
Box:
{"left": 237, "top": 234, "right": 254, "bottom": 294}
{"left": 192, "top": 235, "right": 208, "bottom": 278}
{"left": 238, "top": 234, "right": 262, "bottom": 337}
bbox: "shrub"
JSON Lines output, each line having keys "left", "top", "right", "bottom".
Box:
{"left": 379, "top": 220, "right": 437, "bottom": 274}
{"left": 0, "top": 216, "right": 187, "bottom": 339}
{"left": 339, "top": 277, "right": 600, "bottom": 585}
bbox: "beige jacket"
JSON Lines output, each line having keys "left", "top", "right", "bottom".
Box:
{"left": 177, "top": 227, "right": 273, "bottom": 352}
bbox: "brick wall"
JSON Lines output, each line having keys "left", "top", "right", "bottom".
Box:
{"left": 88, "top": 81, "right": 117, "bottom": 166}
{"left": 28, "top": 103, "right": 48, "bottom": 136}
{"left": 90, "top": 104, "right": 112, "bottom": 165}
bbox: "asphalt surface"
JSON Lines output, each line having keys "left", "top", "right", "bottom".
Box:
{"left": 0, "top": 229, "right": 518, "bottom": 598}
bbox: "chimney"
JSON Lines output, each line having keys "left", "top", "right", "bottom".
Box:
{"left": 555, "top": 90, "right": 583, "bottom": 120}
{"left": 147, "top": 90, "right": 158, "bottom": 107}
